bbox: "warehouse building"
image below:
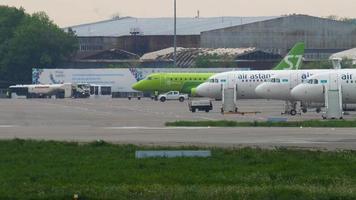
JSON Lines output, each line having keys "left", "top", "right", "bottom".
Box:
{"left": 66, "top": 16, "right": 275, "bottom": 57}
{"left": 201, "top": 14, "right": 356, "bottom": 60}
{"left": 63, "top": 14, "right": 356, "bottom": 69}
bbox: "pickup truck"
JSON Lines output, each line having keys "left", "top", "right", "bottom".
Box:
{"left": 188, "top": 100, "right": 213, "bottom": 112}
{"left": 158, "top": 91, "right": 189, "bottom": 102}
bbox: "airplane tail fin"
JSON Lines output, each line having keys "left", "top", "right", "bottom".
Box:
{"left": 273, "top": 42, "right": 305, "bottom": 70}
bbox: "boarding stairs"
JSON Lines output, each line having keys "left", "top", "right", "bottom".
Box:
{"left": 323, "top": 72, "right": 343, "bottom": 119}
{"left": 221, "top": 83, "right": 238, "bottom": 113}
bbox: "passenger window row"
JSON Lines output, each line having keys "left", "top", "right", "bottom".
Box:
{"left": 345, "top": 80, "right": 356, "bottom": 84}
{"left": 170, "top": 78, "right": 205, "bottom": 81}
{"left": 241, "top": 79, "right": 268, "bottom": 82}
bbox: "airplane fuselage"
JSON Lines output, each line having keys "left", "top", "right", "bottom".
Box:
{"left": 132, "top": 73, "right": 214, "bottom": 94}
{"left": 291, "top": 70, "right": 356, "bottom": 103}
{"left": 196, "top": 70, "right": 329, "bottom": 99}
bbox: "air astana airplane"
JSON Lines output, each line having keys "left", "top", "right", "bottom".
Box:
{"left": 194, "top": 44, "right": 345, "bottom": 115}
{"left": 254, "top": 68, "right": 356, "bottom": 113}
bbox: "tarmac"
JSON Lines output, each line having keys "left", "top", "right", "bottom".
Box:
{"left": 1, "top": 98, "right": 356, "bottom": 150}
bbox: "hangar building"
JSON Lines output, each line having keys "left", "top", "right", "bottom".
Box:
{"left": 201, "top": 15, "right": 356, "bottom": 61}
{"left": 63, "top": 15, "right": 356, "bottom": 69}
{"left": 66, "top": 16, "right": 275, "bottom": 57}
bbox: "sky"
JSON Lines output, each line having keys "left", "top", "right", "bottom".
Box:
{"left": 1, "top": 0, "right": 355, "bottom": 27}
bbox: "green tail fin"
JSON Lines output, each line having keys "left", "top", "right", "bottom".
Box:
{"left": 273, "top": 42, "right": 305, "bottom": 70}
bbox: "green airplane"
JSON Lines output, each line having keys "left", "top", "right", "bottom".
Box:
{"left": 132, "top": 42, "right": 305, "bottom": 95}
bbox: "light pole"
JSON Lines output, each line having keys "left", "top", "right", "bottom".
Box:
{"left": 173, "top": 0, "right": 177, "bottom": 67}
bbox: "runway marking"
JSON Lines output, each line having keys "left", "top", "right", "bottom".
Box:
{"left": 103, "top": 126, "right": 213, "bottom": 130}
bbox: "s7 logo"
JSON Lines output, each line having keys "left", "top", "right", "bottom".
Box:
{"left": 284, "top": 55, "right": 303, "bottom": 70}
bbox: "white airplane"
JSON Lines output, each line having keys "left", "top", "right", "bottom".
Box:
{"left": 195, "top": 42, "right": 305, "bottom": 100}
{"left": 291, "top": 70, "right": 356, "bottom": 104}
{"left": 195, "top": 42, "right": 340, "bottom": 115}
{"left": 196, "top": 69, "right": 328, "bottom": 115}
{"left": 255, "top": 69, "right": 356, "bottom": 114}
{"left": 254, "top": 70, "right": 328, "bottom": 114}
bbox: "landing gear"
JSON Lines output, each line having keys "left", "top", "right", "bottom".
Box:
{"left": 290, "top": 109, "right": 297, "bottom": 116}
{"left": 282, "top": 101, "right": 299, "bottom": 116}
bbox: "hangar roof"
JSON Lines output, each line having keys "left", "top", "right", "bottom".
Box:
{"left": 65, "top": 16, "right": 276, "bottom": 37}
{"left": 201, "top": 14, "right": 356, "bottom": 34}
{"left": 140, "top": 47, "right": 281, "bottom": 67}
{"left": 330, "top": 48, "right": 356, "bottom": 60}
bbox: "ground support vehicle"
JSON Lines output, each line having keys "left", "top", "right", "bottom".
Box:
{"left": 158, "top": 91, "right": 189, "bottom": 102}
{"left": 188, "top": 100, "right": 213, "bottom": 112}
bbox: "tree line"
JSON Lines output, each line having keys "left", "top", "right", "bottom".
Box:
{"left": 0, "top": 6, "right": 78, "bottom": 86}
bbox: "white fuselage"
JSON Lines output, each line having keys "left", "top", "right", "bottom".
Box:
{"left": 196, "top": 70, "right": 329, "bottom": 100}
{"left": 254, "top": 70, "right": 328, "bottom": 101}
{"left": 291, "top": 70, "right": 356, "bottom": 103}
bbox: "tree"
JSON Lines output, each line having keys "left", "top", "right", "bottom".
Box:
{"left": 0, "top": 6, "right": 78, "bottom": 84}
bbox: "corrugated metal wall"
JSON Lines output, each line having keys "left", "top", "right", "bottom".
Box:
{"left": 201, "top": 15, "right": 356, "bottom": 55}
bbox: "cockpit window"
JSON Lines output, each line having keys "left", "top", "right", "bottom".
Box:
{"left": 147, "top": 77, "right": 152, "bottom": 80}
{"left": 208, "top": 78, "right": 220, "bottom": 83}
{"left": 307, "top": 79, "right": 319, "bottom": 84}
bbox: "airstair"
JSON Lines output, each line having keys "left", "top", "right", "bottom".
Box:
{"left": 221, "top": 83, "right": 238, "bottom": 113}
{"left": 323, "top": 72, "right": 343, "bottom": 119}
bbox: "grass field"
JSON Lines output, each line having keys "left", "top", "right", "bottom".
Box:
{"left": 165, "top": 120, "right": 356, "bottom": 128}
{"left": 1, "top": 139, "right": 356, "bottom": 199}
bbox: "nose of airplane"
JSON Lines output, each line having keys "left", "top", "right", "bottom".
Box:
{"left": 291, "top": 84, "right": 325, "bottom": 101}
{"left": 290, "top": 84, "right": 307, "bottom": 100}
{"left": 255, "top": 83, "right": 271, "bottom": 98}
{"left": 132, "top": 81, "right": 142, "bottom": 91}
{"left": 290, "top": 85, "right": 306, "bottom": 101}
{"left": 196, "top": 83, "right": 210, "bottom": 97}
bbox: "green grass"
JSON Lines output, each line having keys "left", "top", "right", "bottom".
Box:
{"left": 2, "top": 139, "right": 356, "bottom": 199}
{"left": 165, "top": 120, "right": 356, "bottom": 128}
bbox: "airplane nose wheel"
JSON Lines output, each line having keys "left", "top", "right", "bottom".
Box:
{"left": 283, "top": 101, "right": 298, "bottom": 116}
{"left": 290, "top": 109, "right": 297, "bottom": 116}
